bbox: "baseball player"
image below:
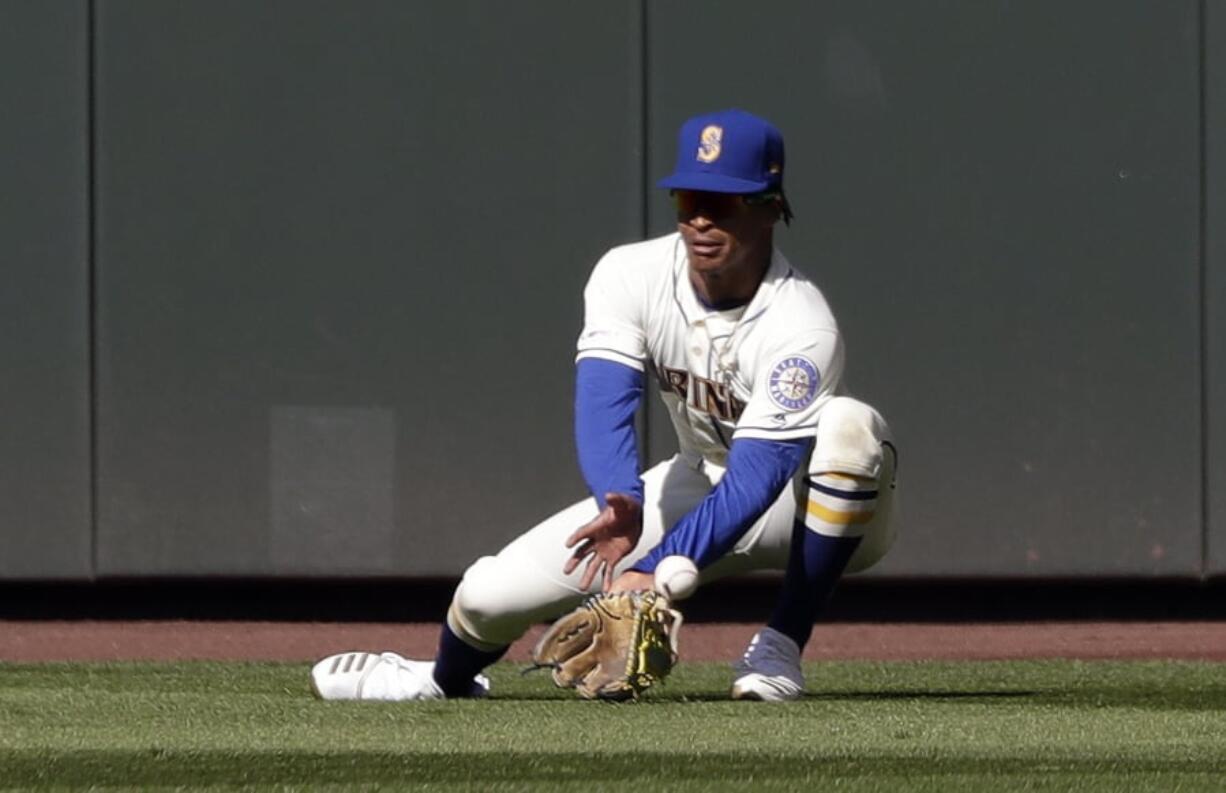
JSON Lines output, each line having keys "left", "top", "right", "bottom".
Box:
{"left": 312, "top": 109, "right": 898, "bottom": 702}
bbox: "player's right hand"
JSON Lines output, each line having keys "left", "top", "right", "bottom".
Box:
{"left": 563, "top": 492, "right": 644, "bottom": 592}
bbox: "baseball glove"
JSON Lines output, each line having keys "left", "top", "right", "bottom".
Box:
{"left": 530, "top": 590, "right": 683, "bottom": 701}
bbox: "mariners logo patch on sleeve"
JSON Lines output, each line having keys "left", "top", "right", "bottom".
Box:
{"left": 767, "top": 355, "right": 820, "bottom": 411}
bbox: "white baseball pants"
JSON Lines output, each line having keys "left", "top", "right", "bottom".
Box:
{"left": 447, "top": 396, "right": 898, "bottom": 649}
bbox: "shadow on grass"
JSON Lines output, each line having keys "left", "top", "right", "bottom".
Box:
{"left": 600, "top": 689, "right": 1041, "bottom": 704}
{"left": 483, "top": 683, "right": 1226, "bottom": 711}
{"left": 809, "top": 689, "right": 1041, "bottom": 702}
{"left": 4, "top": 749, "right": 1224, "bottom": 787}
{"left": 633, "top": 687, "right": 1226, "bottom": 711}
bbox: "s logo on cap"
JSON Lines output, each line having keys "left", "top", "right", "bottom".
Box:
{"left": 696, "top": 125, "right": 723, "bottom": 163}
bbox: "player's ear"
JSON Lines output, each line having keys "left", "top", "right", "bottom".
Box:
{"left": 761, "top": 198, "right": 783, "bottom": 227}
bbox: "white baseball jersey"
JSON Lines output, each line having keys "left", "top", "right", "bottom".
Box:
{"left": 576, "top": 232, "right": 845, "bottom": 467}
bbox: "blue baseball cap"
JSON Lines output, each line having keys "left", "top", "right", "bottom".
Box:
{"left": 657, "top": 109, "right": 786, "bottom": 195}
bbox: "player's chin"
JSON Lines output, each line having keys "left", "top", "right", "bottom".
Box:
{"left": 685, "top": 245, "right": 730, "bottom": 272}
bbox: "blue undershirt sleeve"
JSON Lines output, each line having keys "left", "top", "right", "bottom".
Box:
{"left": 631, "top": 437, "right": 810, "bottom": 573}
{"left": 574, "top": 357, "right": 645, "bottom": 510}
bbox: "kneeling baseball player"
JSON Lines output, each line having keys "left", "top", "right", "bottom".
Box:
{"left": 312, "top": 109, "right": 898, "bottom": 702}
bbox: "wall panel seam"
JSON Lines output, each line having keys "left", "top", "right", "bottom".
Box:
{"left": 635, "top": 0, "right": 653, "bottom": 462}
{"left": 1198, "top": 0, "right": 1209, "bottom": 579}
{"left": 87, "top": 0, "right": 99, "bottom": 581}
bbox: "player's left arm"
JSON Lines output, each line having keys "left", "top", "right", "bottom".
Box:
{"left": 629, "top": 437, "right": 809, "bottom": 573}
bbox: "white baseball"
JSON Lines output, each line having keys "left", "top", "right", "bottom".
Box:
{"left": 653, "top": 555, "right": 699, "bottom": 601}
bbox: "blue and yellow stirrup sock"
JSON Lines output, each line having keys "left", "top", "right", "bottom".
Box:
{"left": 767, "top": 472, "right": 878, "bottom": 650}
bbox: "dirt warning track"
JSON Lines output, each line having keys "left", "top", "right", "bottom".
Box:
{"left": 1, "top": 621, "right": 1223, "bottom": 663}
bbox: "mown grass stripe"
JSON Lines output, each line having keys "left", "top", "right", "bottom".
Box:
{"left": 1, "top": 659, "right": 1224, "bottom": 791}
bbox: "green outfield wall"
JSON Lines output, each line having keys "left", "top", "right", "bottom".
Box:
{"left": 0, "top": 0, "right": 1222, "bottom": 579}
{"left": 0, "top": 1, "right": 92, "bottom": 578}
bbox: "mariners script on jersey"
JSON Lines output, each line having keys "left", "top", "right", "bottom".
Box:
{"left": 576, "top": 232, "right": 846, "bottom": 467}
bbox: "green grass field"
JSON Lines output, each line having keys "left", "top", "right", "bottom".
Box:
{"left": 1, "top": 659, "right": 1224, "bottom": 791}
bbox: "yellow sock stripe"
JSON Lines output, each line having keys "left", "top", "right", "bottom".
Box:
{"left": 807, "top": 499, "right": 876, "bottom": 525}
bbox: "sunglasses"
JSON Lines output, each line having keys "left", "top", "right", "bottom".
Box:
{"left": 670, "top": 190, "right": 780, "bottom": 220}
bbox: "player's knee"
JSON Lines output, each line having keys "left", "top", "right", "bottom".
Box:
{"left": 452, "top": 557, "right": 506, "bottom": 629}
{"left": 449, "top": 556, "right": 524, "bottom": 648}
{"left": 811, "top": 397, "right": 883, "bottom": 478}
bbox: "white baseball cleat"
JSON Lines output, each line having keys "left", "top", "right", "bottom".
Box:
{"left": 730, "top": 627, "right": 805, "bottom": 702}
{"left": 310, "top": 652, "right": 490, "bottom": 701}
